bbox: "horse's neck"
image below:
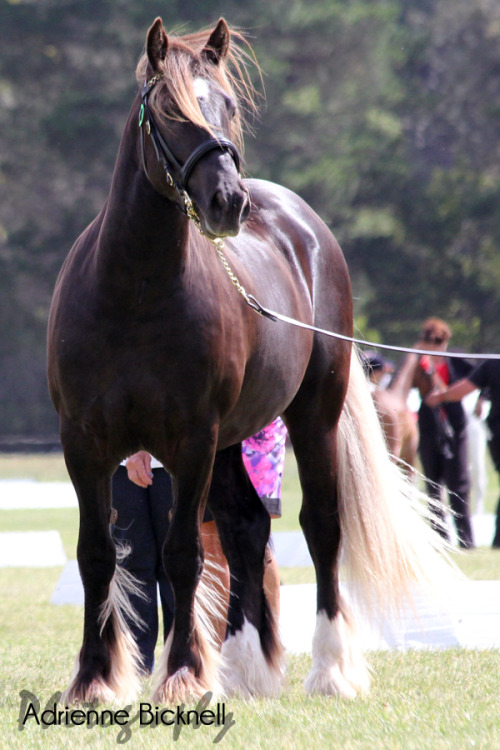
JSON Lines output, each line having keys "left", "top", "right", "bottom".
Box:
{"left": 97, "top": 113, "right": 189, "bottom": 276}
{"left": 387, "top": 354, "right": 418, "bottom": 400}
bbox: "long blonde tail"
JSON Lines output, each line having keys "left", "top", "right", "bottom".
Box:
{"left": 337, "top": 348, "right": 459, "bottom": 622}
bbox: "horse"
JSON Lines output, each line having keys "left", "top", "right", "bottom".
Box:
{"left": 370, "top": 352, "right": 421, "bottom": 477}
{"left": 47, "top": 18, "right": 455, "bottom": 705}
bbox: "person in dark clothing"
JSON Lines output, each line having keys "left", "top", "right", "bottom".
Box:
{"left": 112, "top": 461, "right": 175, "bottom": 674}
{"left": 111, "top": 418, "right": 287, "bottom": 673}
{"left": 426, "top": 358, "right": 500, "bottom": 548}
{"left": 416, "top": 318, "right": 475, "bottom": 549}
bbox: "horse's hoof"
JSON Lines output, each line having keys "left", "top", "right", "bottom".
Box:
{"left": 152, "top": 666, "right": 210, "bottom": 704}
{"left": 62, "top": 676, "right": 117, "bottom": 705}
{"left": 304, "top": 661, "right": 370, "bottom": 698}
{"left": 305, "top": 610, "right": 371, "bottom": 699}
{"left": 304, "top": 666, "right": 359, "bottom": 699}
{"left": 221, "top": 619, "right": 284, "bottom": 697}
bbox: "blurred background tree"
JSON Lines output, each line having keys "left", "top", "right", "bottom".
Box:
{"left": 1, "top": 0, "right": 499, "bottom": 437}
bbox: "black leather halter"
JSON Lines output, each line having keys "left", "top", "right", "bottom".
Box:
{"left": 138, "top": 74, "right": 241, "bottom": 202}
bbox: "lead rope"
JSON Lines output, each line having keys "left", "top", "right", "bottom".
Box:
{"left": 186, "top": 197, "right": 500, "bottom": 361}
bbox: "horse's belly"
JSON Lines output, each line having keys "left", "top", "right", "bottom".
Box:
{"left": 216, "top": 329, "right": 313, "bottom": 448}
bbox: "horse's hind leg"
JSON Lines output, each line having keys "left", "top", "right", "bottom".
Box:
{"left": 208, "top": 445, "right": 284, "bottom": 697}
{"left": 62, "top": 429, "right": 143, "bottom": 703}
{"left": 286, "top": 414, "right": 370, "bottom": 698}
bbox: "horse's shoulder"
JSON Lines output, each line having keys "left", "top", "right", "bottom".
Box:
{"left": 244, "top": 178, "right": 306, "bottom": 210}
{"left": 241, "top": 178, "right": 342, "bottom": 267}
{"left": 243, "top": 178, "right": 331, "bottom": 238}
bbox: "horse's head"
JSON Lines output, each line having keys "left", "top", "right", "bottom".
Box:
{"left": 137, "top": 18, "right": 252, "bottom": 239}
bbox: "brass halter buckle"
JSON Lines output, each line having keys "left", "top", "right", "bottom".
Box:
{"left": 182, "top": 192, "right": 203, "bottom": 231}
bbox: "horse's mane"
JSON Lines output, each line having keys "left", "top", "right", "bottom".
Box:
{"left": 135, "top": 25, "right": 260, "bottom": 154}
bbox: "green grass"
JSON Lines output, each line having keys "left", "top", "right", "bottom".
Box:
{"left": 0, "top": 508, "right": 78, "bottom": 558}
{"left": 0, "top": 453, "right": 70, "bottom": 483}
{"left": 1, "top": 455, "right": 500, "bottom": 747}
{"left": 451, "top": 547, "right": 500, "bottom": 580}
{"left": 1, "top": 566, "right": 500, "bottom": 749}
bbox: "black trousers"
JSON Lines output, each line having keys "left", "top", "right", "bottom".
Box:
{"left": 111, "top": 466, "right": 175, "bottom": 673}
{"left": 487, "top": 434, "right": 500, "bottom": 548}
{"left": 419, "top": 427, "right": 475, "bottom": 549}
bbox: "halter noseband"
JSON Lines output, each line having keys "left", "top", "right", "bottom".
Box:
{"left": 138, "top": 73, "right": 241, "bottom": 208}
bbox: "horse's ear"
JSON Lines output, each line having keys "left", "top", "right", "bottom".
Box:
{"left": 202, "top": 18, "right": 230, "bottom": 65}
{"left": 147, "top": 17, "right": 169, "bottom": 71}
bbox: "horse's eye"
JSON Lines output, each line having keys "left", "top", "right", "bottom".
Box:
{"left": 224, "top": 94, "right": 237, "bottom": 120}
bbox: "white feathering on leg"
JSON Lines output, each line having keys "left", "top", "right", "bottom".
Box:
{"left": 152, "top": 555, "right": 227, "bottom": 703}
{"left": 221, "top": 617, "right": 285, "bottom": 697}
{"left": 304, "top": 610, "right": 370, "bottom": 698}
{"left": 63, "top": 544, "right": 147, "bottom": 704}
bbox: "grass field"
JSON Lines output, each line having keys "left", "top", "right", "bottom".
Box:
{"left": 1, "top": 453, "right": 500, "bottom": 748}
{"left": 1, "top": 565, "right": 500, "bottom": 749}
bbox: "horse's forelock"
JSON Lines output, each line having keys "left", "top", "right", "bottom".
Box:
{"left": 135, "top": 26, "right": 258, "bottom": 154}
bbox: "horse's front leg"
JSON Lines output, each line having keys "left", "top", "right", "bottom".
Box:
{"left": 207, "top": 445, "right": 284, "bottom": 697}
{"left": 152, "top": 432, "right": 221, "bottom": 703}
{"left": 62, "top": 427, "right": 144, "bottom": 704}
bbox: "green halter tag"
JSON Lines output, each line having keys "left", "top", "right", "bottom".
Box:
{"left": 138, "top": 103, "right": 145, "bottom": 128}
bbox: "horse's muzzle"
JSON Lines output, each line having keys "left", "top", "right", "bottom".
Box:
{"left": 207, "top": 182, "right": 250, "bottom": 237}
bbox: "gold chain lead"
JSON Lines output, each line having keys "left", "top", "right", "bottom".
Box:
{"left": 182, "top": 192, "right": 252, "bottom": 305}
{"left": 213, "top": 242, "right": 252, "bottom": 305}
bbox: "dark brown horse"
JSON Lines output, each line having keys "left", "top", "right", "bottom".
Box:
{"left": 47, "top": 18, "right": 454, "bottom": 704}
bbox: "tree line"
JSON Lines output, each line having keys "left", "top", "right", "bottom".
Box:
{"left": 1, "top": 0, "right": 499, "bottom": 437}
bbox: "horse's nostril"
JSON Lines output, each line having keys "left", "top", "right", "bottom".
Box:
{"left": 241, "top": 193, "right": 250, "bottom": 223}
{"left": 210, "top": 189, "right": 247, "bottom": 222}
{"left": 210, "top": 190, "right": 225, "bottom": 221}
{"left": 206, "top": 186, "right": 249, "bottom": 236}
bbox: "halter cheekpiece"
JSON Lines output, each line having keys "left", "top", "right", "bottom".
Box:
{"left": 138, "top": 72, "right": 241, "bottom": 215}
